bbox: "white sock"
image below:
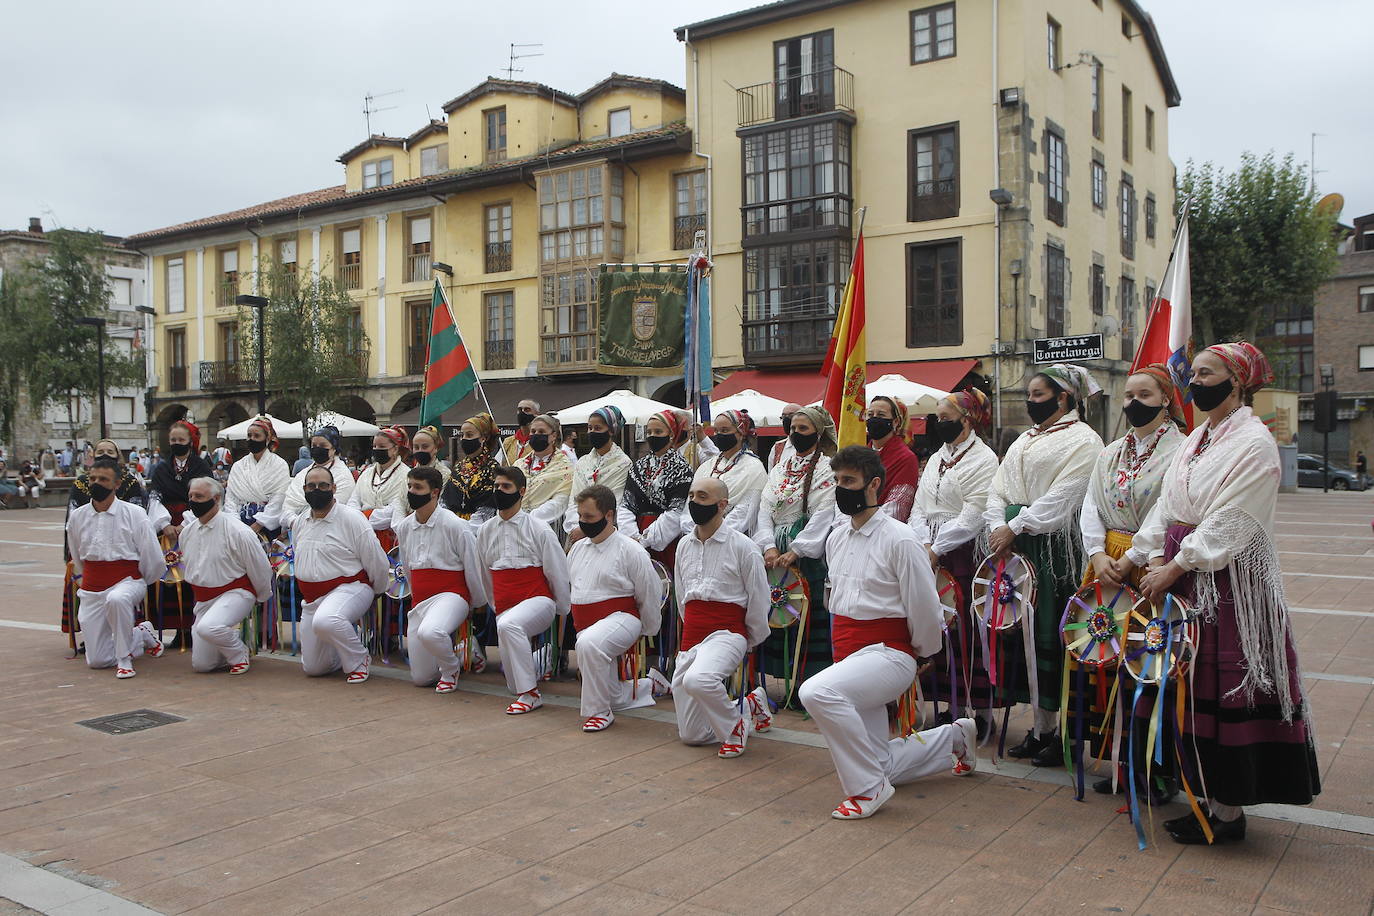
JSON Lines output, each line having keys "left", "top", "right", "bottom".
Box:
{"left": 1210, "top": 801, "right": 1243, "bottom": 822}
{"left": 1032, "top": 708, "right": 1058, "bottom": 736}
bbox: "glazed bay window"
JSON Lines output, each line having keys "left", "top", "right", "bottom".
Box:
{"left": 217, "top": 248, "right": 239, "bottom": 307}
{"left": 909, "top": 123, "right": 958, "bottom": 221}
{"left": 673, "top": 170, "right": 707, "bottom": 249}
{"left": 541, "top": 270, "right": 597, "bottom": 370}
{"left": 485, "top": 203, "right": 513, "bottom": 272}
{"left": 362, "top": 157, "right": 393, "bottom": 189}
{"left": 910, "top": 3, "right": 955, "bottom": 63}
{"left": 742, "top": 120, "right": 851, "bottom": 239}
{"left": 1045, "top": 129, "right": 1066, "bottom": 226}
{"left": 407, "top": 215, "right": 432, "bottom": 282}
{"left": 339, "top": 227, "right": 362, "bottom": 290}
{"left": 484, "top": 291, "right": 515, "bottom": 370}
{"left": 1045, "top": 244, "right": 1066, "bottom": 338}
{"left": 743, "top": 239, "right": 850, "bottom": 363}
{"left": 906, "top": 239, "right": 962, "bottom": 348}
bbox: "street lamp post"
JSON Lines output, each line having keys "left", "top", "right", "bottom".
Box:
{"left": 76, "top": 316, "right": 107, "bottom": 440}
{"left": 236, "top": 295, "right": 270, "bottom": 417}
{"left": 134, "top": 306, "right": 156, "bottom": 450}
{"left": 1319, "top": 363, "right": 1335, "bottom": 493}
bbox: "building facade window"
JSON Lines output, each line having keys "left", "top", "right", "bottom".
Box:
{"left": 1121, "top": 86, "right": 1133, "bottom": 163}
{"left": 1145, "top": 193, "right": 1157, "bottom": 241}
{"left": 1360, "top": 345, "right": 1374, "bottom": 371}
{"left": 484, "top": 107, "right": 507, "bottom": 163}
{"left": 910, "top": 3, "right": 956, "bottom": 63}
{"left": 774, "top": 30, "right": 835, "bottom": 119}
{"left": 112, "top": 397, "right": 135, "bottom": 425}
{"left": 110, "top": 277, "right": 132, "bottom": 309}
{"left": 541, "top": 270, "right": 598, "bottom": 369}
{"left": 742, "top": 120, "right": 852, "bottom": 239}
{"left": 1091, "top": 262, "right": 1105, "bottom": 316}
{"left": 743, "top": 239, "right": 850, "bottom": 361}
{"left": 420, "top": 144, "right": 448, "bottom": 176}
{"left": 406, "top": 215, "right": 432, "bottom": 282}
{"left": 166, "top": 257, "right": 185, "bottom": 313}
{"left": 1091, "top": 59, "right": 1104, "bottom": 139}
{"left": 219, "top": 321, "right": 239, "bottom": 365}
{"left": 908, "top": 123, "right": 959, "bottom": 221}
{"left": 1047, "top": 17, "right": 1062, "bottom": 71}
{"left": 1360, "top": 285, "right": 1374, "bottom": 313}
{"left": 1092, "top": 153, "right": 1106, "bottom": 211}
{"left": 362, "top": 157, "right": 393, "bottom": 189}
{"left": 1145, "top": 107, "right": 1155, "bottom": 151}
{"left": 167, "top": 327, "right": 187, "bottom": 390}
{"left": 538, "top": 164, "right": 621, "bottom": 265}
{"left": 1119, "top": 177, "right": 1137, "bottom": 260}
{"left": 339, "top": 227, "right": 362, "bottom": 290}
{"left": 673, "top": 170, "right": 707, "bottom": 249}
{"left": 1045, "top": 244, "right": 1066, "bottom": 338}
{"left": 277, "top": 237, "right": 297, "bottom": 273}
{"left": 608, "top": 107, "right": 631, "bottom": 137}
{"left": 345, "top": 308, "right": 364, "bottom": 356}
{"left": 1119, "top": 275, "right": 1137, "bottom": 360}
{"left": 1045, "top": 129, "right": 1066, "bottom": 226}
{"left": 484, "top": 290, "right": 515, "bottom": 370}
{"left": 485, "top": 203, "right": 513, "bottom": 272}
{"left": 906, "top": 239, "right": 962, "bottom": 348}
{"left": 405, "top": 300, "right": 429, "bottom": 375}
{"left": 218, "top": 248, "right": 238, "bottom": 307}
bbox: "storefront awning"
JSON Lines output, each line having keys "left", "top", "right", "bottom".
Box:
{"left": 710, "top": 359, "right": 980, "bottom": 405}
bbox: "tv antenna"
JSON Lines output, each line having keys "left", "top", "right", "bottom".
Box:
{"left": 502, "top": 43, "right": 543, "bottom": 80}
{"left": 363, "top": 90, "right": 402, "bottom": 135}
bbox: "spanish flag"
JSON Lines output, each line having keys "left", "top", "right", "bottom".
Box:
{"left": 822, "top": 232, "right": 867, "bottom": 448}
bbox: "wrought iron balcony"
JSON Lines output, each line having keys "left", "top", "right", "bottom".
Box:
{"left": 736, "top": 66, "right": 854, "bottom": 128}
{"left": 217, "top": 279, "right": 239, "bottom": 308}
{"left": 673, "top": 214, "right": 706, "bottom": 250}
{"left": 485, "top": 241, "right": 512, "bottom": 273}
{"left": 484, "top": 338, "right": 515, "bottom": 371}
{"left": 199, "top": 360, "right": 251, "bottom": 390}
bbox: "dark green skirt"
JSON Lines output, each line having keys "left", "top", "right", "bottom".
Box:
{"left": 1007, "top": 504, "right": 1080, "bottom": 712}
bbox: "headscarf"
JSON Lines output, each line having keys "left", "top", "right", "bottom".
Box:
{"left": 1204, "top": 341, "right": 1274, "bottom": 395}
{"left": 1038, "top": 364, "right": 1102, "bottom": 400}
{"left": 378, "top": 425, "right": 410, "bottom": 456}
{"left": 792, "top": 405, "right": 838, "bottom": 456}
{"left": 312, "top": 424, "right": 342, "bottom": 453}
{"left": 414, "top": 424, "right": 445, "bottom": 451}
{"left": 651, "top": 409, "right": 685, "bottom": 445}
{"left": 1129, "top": 363, "right": 1186, "bottom": 425}
{"left": 625, "top": 415, "right": 694, "bottom": 519}
{"left": 590, "top": 404, "right": 625, "bottom": 437}
{"left": 532, "top": 413, "right": 562, "bottom": 445}
{"left": 248, "top": 416, "right": 278, "bottom": 450}
{"left": 171, "top": 419, "right": 201, "bottom": 453}
{"left": 672, "top": 409, "right": 694, "bottom": 444}
{"left": 869, "top": 396, "right": 910, "bottom": 443}
{"left": 946, "top": 388, "right": 993, "bottom": 432}
{"left": 94, "top": 438, "right": 123, "bottom": 461}
{"left": 463, "top": 412, "right": 502, "bottom": 453}
{"left": 715, "top": 408, "right": 755, "bottom": 439}
{"left": 444, "top": 413, "right": 500, "bottom": 519}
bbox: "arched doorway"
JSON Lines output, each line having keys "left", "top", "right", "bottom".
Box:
{"left": 206, "top": 400, "right": 250, "bottom": 441}
{"left": 391, "top": 390, "right": 423, "bottom": 422}
{"left": 651, "top": 379, "right": 686, "bottom": 408}
{"left": 332, "top": 394, "right": 377, "bottom": 425}
{"left": 267, "top": 398, "right": 301, "bottom": 421}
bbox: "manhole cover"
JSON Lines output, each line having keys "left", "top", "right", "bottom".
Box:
{"left": 77, "top": 709, "right": 185, "bottom": 735}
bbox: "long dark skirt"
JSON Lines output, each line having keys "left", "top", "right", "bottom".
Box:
{"left": 922, "top": 542, "right": 1013, "bottom": 711}
{"left": 1166, "top": 523, "right": 1320, "bottom": 807}
{"left": 1007, "top": 506, "right": 1078, "bottom": 712}
{"left": 761, "top": 529, "right": 831, "bottom": 704}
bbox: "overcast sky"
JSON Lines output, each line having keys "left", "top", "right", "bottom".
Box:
{"left": 3, "top": 0, "right": 1369, "bottom": 237}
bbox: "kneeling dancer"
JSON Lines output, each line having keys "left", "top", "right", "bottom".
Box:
{"left": 673, "top": 477, "right": 772, "bottom": 757}
{"left": 180, "top": 477, "right": 274, "bottom": 674}
{"left": 289, "top": 466, "right": 390, "bottom": 683}
{"left": 799, "top": 446, "right": 978, "bottom": 820}
{"left": 395, "top": 466, "right": 489, "bottom": 693}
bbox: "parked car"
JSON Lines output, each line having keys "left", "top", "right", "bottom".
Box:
{"left": 1297, "top": 454, "right": 1368, "bottom": 491}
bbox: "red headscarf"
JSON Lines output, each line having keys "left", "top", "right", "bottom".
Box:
{"left": 1129, "top": 363, "right": 1185, "bottom": 424}
{"left": 652, "top": 409, "right": 685, "bottom": 444}
{"left": 172, "top": 419, "right": 201, "bottom": 452}
{"left": 1205, "top": 341, "right": 1274, "bottom": 394}
{"left": 378, "top": 425, "right": 410, "bottom": 456}
{"left": 715, "top": 409, "right": 754, "bottom": 439}
{"left": 947, "top": 389, "right": 992, "bottom": 432}
{"left": 248, "top": 416, "right": 278, "bottom": 450}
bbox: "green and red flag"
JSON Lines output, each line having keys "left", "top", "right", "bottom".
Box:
{"left": 420, "top": 279, "right": 477, "bottom": 426}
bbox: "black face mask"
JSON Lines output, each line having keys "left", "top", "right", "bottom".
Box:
{"left": 866, "top": 417, "right": 894, "bottom": 441}
{"left": 1026, "top": 398, "right": 1059, "bottom": 426}
{"left": 460, "top": 438, "right": 482, "bottom": 455}
{"left": 789, "top": 430, "right": 819, "bottom": 453}
{"left": 517, "top": 411, "right": 534, "bottom": 428}
{"left": 780, "top": 415, "right": 794, "bottom": 436}
{"left": 688, "top": 500, "right": 720, "bottom": 525}
{"left": 412, "top": 451, "right": 433, "bottom": 466}
{"left": 1189, "top": 378, "right": 1234, "bottom": 412}
{"left": 169, "top": 442, "right": 191, "bottom": 458}
{"left": 1123, "top": 400, "right": 1165, "bottom": 428}
{"left": 493, "top": 488, "right": 521, "bottom": 511}
{"left": 88, "top": 482, "right": 114, "bottom": 503}
{"left": 309, "top": 446, "right": 331, "bottom": 464}
{"left": 711, "top": 433, "right": 738, "bottom": 452}
{"left": 588, "top": 430, "right": 611, "bottom": 449}
{"left": 578, "top": 516, "right": 608, "bottom": 539}
{"left": 933, "top": 418, "right": 965, "bottom": 444}
{"left": 834, "top": 483, "right": 874, "bottom": 517}
{"left": 645, "top": 435, "right": 671, "bottom": 453}
{"left": 406, "top": 490, "right": 434, "bottom": 511}
{"left": 371, "top": 449, "right": 391, "bottom": 465}
{"left": 528, "top": 433, "right": 550, "bottom": 453}
{"left": 304, "top": 489, "right": 333, "bottom": 511}
{"left": 246, "top": 439, "right": 267, "bottom": 454}
{"left": 188, "top": 498, "right": 216, "bottom": 518}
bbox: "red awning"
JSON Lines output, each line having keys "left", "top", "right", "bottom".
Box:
{"left": 711, "top": 359, "right": 979, "bottom": 405}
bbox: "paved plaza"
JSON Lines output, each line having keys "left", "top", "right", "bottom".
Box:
{"left": 0, "top": 492, "right": 1370, "bottom": 915}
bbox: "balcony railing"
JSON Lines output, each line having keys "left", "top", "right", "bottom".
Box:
{"left": 673, "top": 213, "right": 706, "bottom": 250}
{"left": 168, "top": 365, "right": 188, "bottom": 391}
{"left": 737, "top": 66, "right": 854, "bottom": 128}
{"left": 218, "top": 280, "right": 239, "bottom": 308}
{"left": 484, "top": 338, "right": 515, "bottom": 371}
{"left": 338, "top": 349, "right": 370, "bottom": 379}
{"left": 199, "top": 360, "right": 251, "bottom": 390}
{"left": 406, "top": 344, "right": 427, "bottom": 376}
{"left": 406, "top": 251, "right": 432, "bottom": 283}
{"left": 338, "top": 261, "right": 362, "bottom": 290}
{"left": 742, "top": 300, "right": 836, "bottom": 365}
{"left": 485, "top": 241, "right": 512, "bottom": 273}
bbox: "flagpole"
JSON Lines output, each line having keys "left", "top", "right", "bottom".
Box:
{"left": 1130, "top": 194, "right": 1191, "bottom": 371}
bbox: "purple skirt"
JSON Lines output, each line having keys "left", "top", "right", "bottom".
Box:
{"left": 921, "top": 543, "right": 1013, "bottom": 711}
{"left": 1165, "top": 523, "right": 1320, "bottom": 807}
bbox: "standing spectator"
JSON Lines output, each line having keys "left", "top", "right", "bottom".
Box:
{"left": 60, "top": 442, "right": 74, "bottom": 475}
{"left": 39, "top": 448, "right": 57, "bottom": 479}
{"left": 18, "top": 460, "right": 44, "bottom": 508}
{"left": 146, "top": 447, "right": 163, "bottom": 479}
{"left": 212, "top": 438, "right": 232, "bottom": 467}
{"left": 1357, "top": 450, "right": 1368, "bottom": 489}
{"left": 560, "top": 429, "right": 578, "bottom": 463}
{"left": 82, "top": 442, "right": 95, "bottom": 469}
{"left": 291, "top": 444, "right": 313, "bottom": 475}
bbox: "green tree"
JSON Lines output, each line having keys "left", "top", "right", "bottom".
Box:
{"left": 1179, "top": 152, "right": 1340, "bottom": 345}
{"left": 238, "top": 258, "right": 369, "bottom": 424}
{"left": 3, "top": 230, "right": 145, "bottom": 440}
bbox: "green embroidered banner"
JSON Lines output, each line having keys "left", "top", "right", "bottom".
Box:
{"left": 597, "top": 265, "right": 687, "bottom": 375}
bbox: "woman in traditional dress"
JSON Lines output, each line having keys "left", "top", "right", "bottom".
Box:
{"left": 624, "top": 409, "right": 694, "bottom": 568}
{"left": 866, "top": 395, "right": 918, "bottom": 520}
{"left": 1136, "top": 342, "right": 1320, "bottom": 844}
{"left": 908, "top": 389, "right": 1001, "bottom": 734}
{"left": 563, "top": 405, "right": 634, "bottom": 540}
{"left": 410, "top": 424, "right": 451, "bottom": 487}
{"left": 519, "top": 414, "right": 575, "bottom": 529}
{"left": 984, "top": 364, "right": 1104, "bottom": 766}
{"left": 442, "top": 412, "right": 501, "bottom": 524}
{"left": 146, "top": 419, "right": 213, "bottom": 643}
{"left": 684, "top": 409, "right": 768, "bottom": 536}
{"left": 755, "top": 405, "right": 838, "bottom": 698}
{"left": 348, "top": 425, "right": 412, "bottom": 549}
{"left": 223, "top": 416, "right": 291, "bottom": 536}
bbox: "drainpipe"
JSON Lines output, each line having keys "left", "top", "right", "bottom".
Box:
{"left": 990, "top": 0, "right": 1003, "bottom": 442}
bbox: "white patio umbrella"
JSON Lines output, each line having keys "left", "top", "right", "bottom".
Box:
{"left": 217, "top": 413, "right": 301, "bottom": 440}
{"left": 300, "top": 410, "right": 381, "bottom": 438}
{"left": 866, "top": 373, "right": 950, "bottom": 410}
{"left": 708, "top": 389, "right": 792, "bottom": 428}
{"left": 551, "top": 389, "right": 678, "bottom": 426}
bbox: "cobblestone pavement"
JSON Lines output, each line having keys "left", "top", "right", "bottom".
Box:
{"left": 0, "top": 493, "right": 1370, "bottom": 915}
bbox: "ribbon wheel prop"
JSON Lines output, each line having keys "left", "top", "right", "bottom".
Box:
{"left": 268, "top": 538, "right": 295, "bottom": 578}
{"left": 766, "top": 565, "right": 810, "bottom": 628}
{"left": 971, "top": 552, "right": 1036, "bottom": 632}
{"left": 1123, "top": 593, "right": 1199, "bottom": 685}
{"left": 1060, "top": 580, "right": 1143, "bottom": 667}
{"left": 158, "top": 534, "right": 184, "bottom": 585}
{"left": 935, "top": 567, "right": 962, "bottom": 631}
{"left": 385, "top": 547, "right": 410, "bottom": 601}
{"left": 651, "top": 559, "right": 672, "bottom": 612}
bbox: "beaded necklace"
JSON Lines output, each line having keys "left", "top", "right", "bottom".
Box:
{"left": 1115, "top": 423, "right": 1169, "bottom": 491}
{"left": 935, "top": 438, "right": 976, "bottom": 498}
{"left": 710, "top": 448, "right": 747, "bottom": 477}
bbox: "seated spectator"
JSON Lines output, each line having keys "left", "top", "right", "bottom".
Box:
{"left": 17, "top": 460, "right": 44, "bottom": 508}
{"left": 0, "top": 460, "right": 18, "bottom": 508}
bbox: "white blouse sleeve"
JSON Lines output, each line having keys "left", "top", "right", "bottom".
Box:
{"left": 982, "top": 460, "right": 1010, "bottom": 533}
{"left": 931, "top": 455, "right": 997, "bottom": 557}
{"left": 1080, "top": 483, "right": 1108, "bottom": 559}
{"left": 1174, "top": 439, "right": 1280, "bottom": 573}
{"left": 1009, "top": 441, "right": 1097, "bottom": 536}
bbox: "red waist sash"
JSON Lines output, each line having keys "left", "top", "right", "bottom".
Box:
{"left": 571, "top": 596, "right": 637, "bottom": 631}
{"left": 190, "top": 575, "right": 253, "bottom": 603}
{"left": 681, "top": 600, "right": 747, "bottom": 652}
{"left": 297, "top": 572, "right": 369, "bottom": 603}
{"left": 82, "top": 559, "right": 142, "bottom": 592}
{"left": 831, "top": 615, "right": 915, "bottom": 663}
{"left": 491, "top": 566, "right": 552, "bottom": 613}
{"left": 410, "top": 568, "right": 471, "bottom": 606}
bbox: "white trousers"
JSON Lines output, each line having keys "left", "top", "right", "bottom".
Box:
{"left": 495, "top": 596, "right": 555, "bottom": 695}
{"left": 407, "top": 593, "right": 471, "bottom": 686}
{"left": 76, "top": 579, "right": 155, "bottom": 669}
{"left": 191, "top": 589, "right": 254, "bottom": 672}
{"left": 574, "top": 611, "right": 657, "bottom": 718}
{"left": 798, "top": 643, "right": 959, "bottom": 799}
{"left": 672, "top": 630, "right": 749, "bottom": 744}
{"left": 300, "top": 582, "right": 374, "bottom": 676}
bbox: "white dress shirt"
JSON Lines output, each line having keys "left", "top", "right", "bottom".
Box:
{"left": 223, "top": 449, "right": 291, "bottom": 530}
{"left": 568, "top": 530, "right": 663, "bottom": 638}
{"left": 179, "top": 507, "right": 274, "bottom": 601}
{"left": 280, "top": 459, "right": 357, "bottom": 523}
{"left": 349, "top": 459, "right": 411, "bottom": 531}
{"left": 674, "top": 523, "right": 771, "bottom": 648}
{"left": 475, "top": 510, "right": 572, "bottom": 615}
{"left": 394, "top": 505, "right": 490, "bottom": 609}
{"left": 66, "top": 498, "right": 165, "bottom": 584}
{"left": 289, "top": 501, "right": 390, "bottom": 593}
{"left": 825, "top": 510, "right": 944, "bottom": 657}
{"left": 666, "top": 451, "right": 768, "bottom": 543}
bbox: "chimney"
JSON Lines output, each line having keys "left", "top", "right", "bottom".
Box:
{"left": 28, "top": 218, "right": 42, "bottom": 233}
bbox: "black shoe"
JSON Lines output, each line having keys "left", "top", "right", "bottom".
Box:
{"left": 1149, "top": 776, "right": 1179, "bottom": 807}
{"left": 975, "top": 716, "right": 991, "bottom": 742}
{"left": 1093, "top": 777, "right": 1124, "bottom": 795}
{"left": 1007, "top": 730, "right": 1045, "bottom": 759}
{"left": 1031, "top": 735, "right": 1064, "bottom": 767}
{"left": 1168, "top": 811, "right": 1246, "bottom": 845}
